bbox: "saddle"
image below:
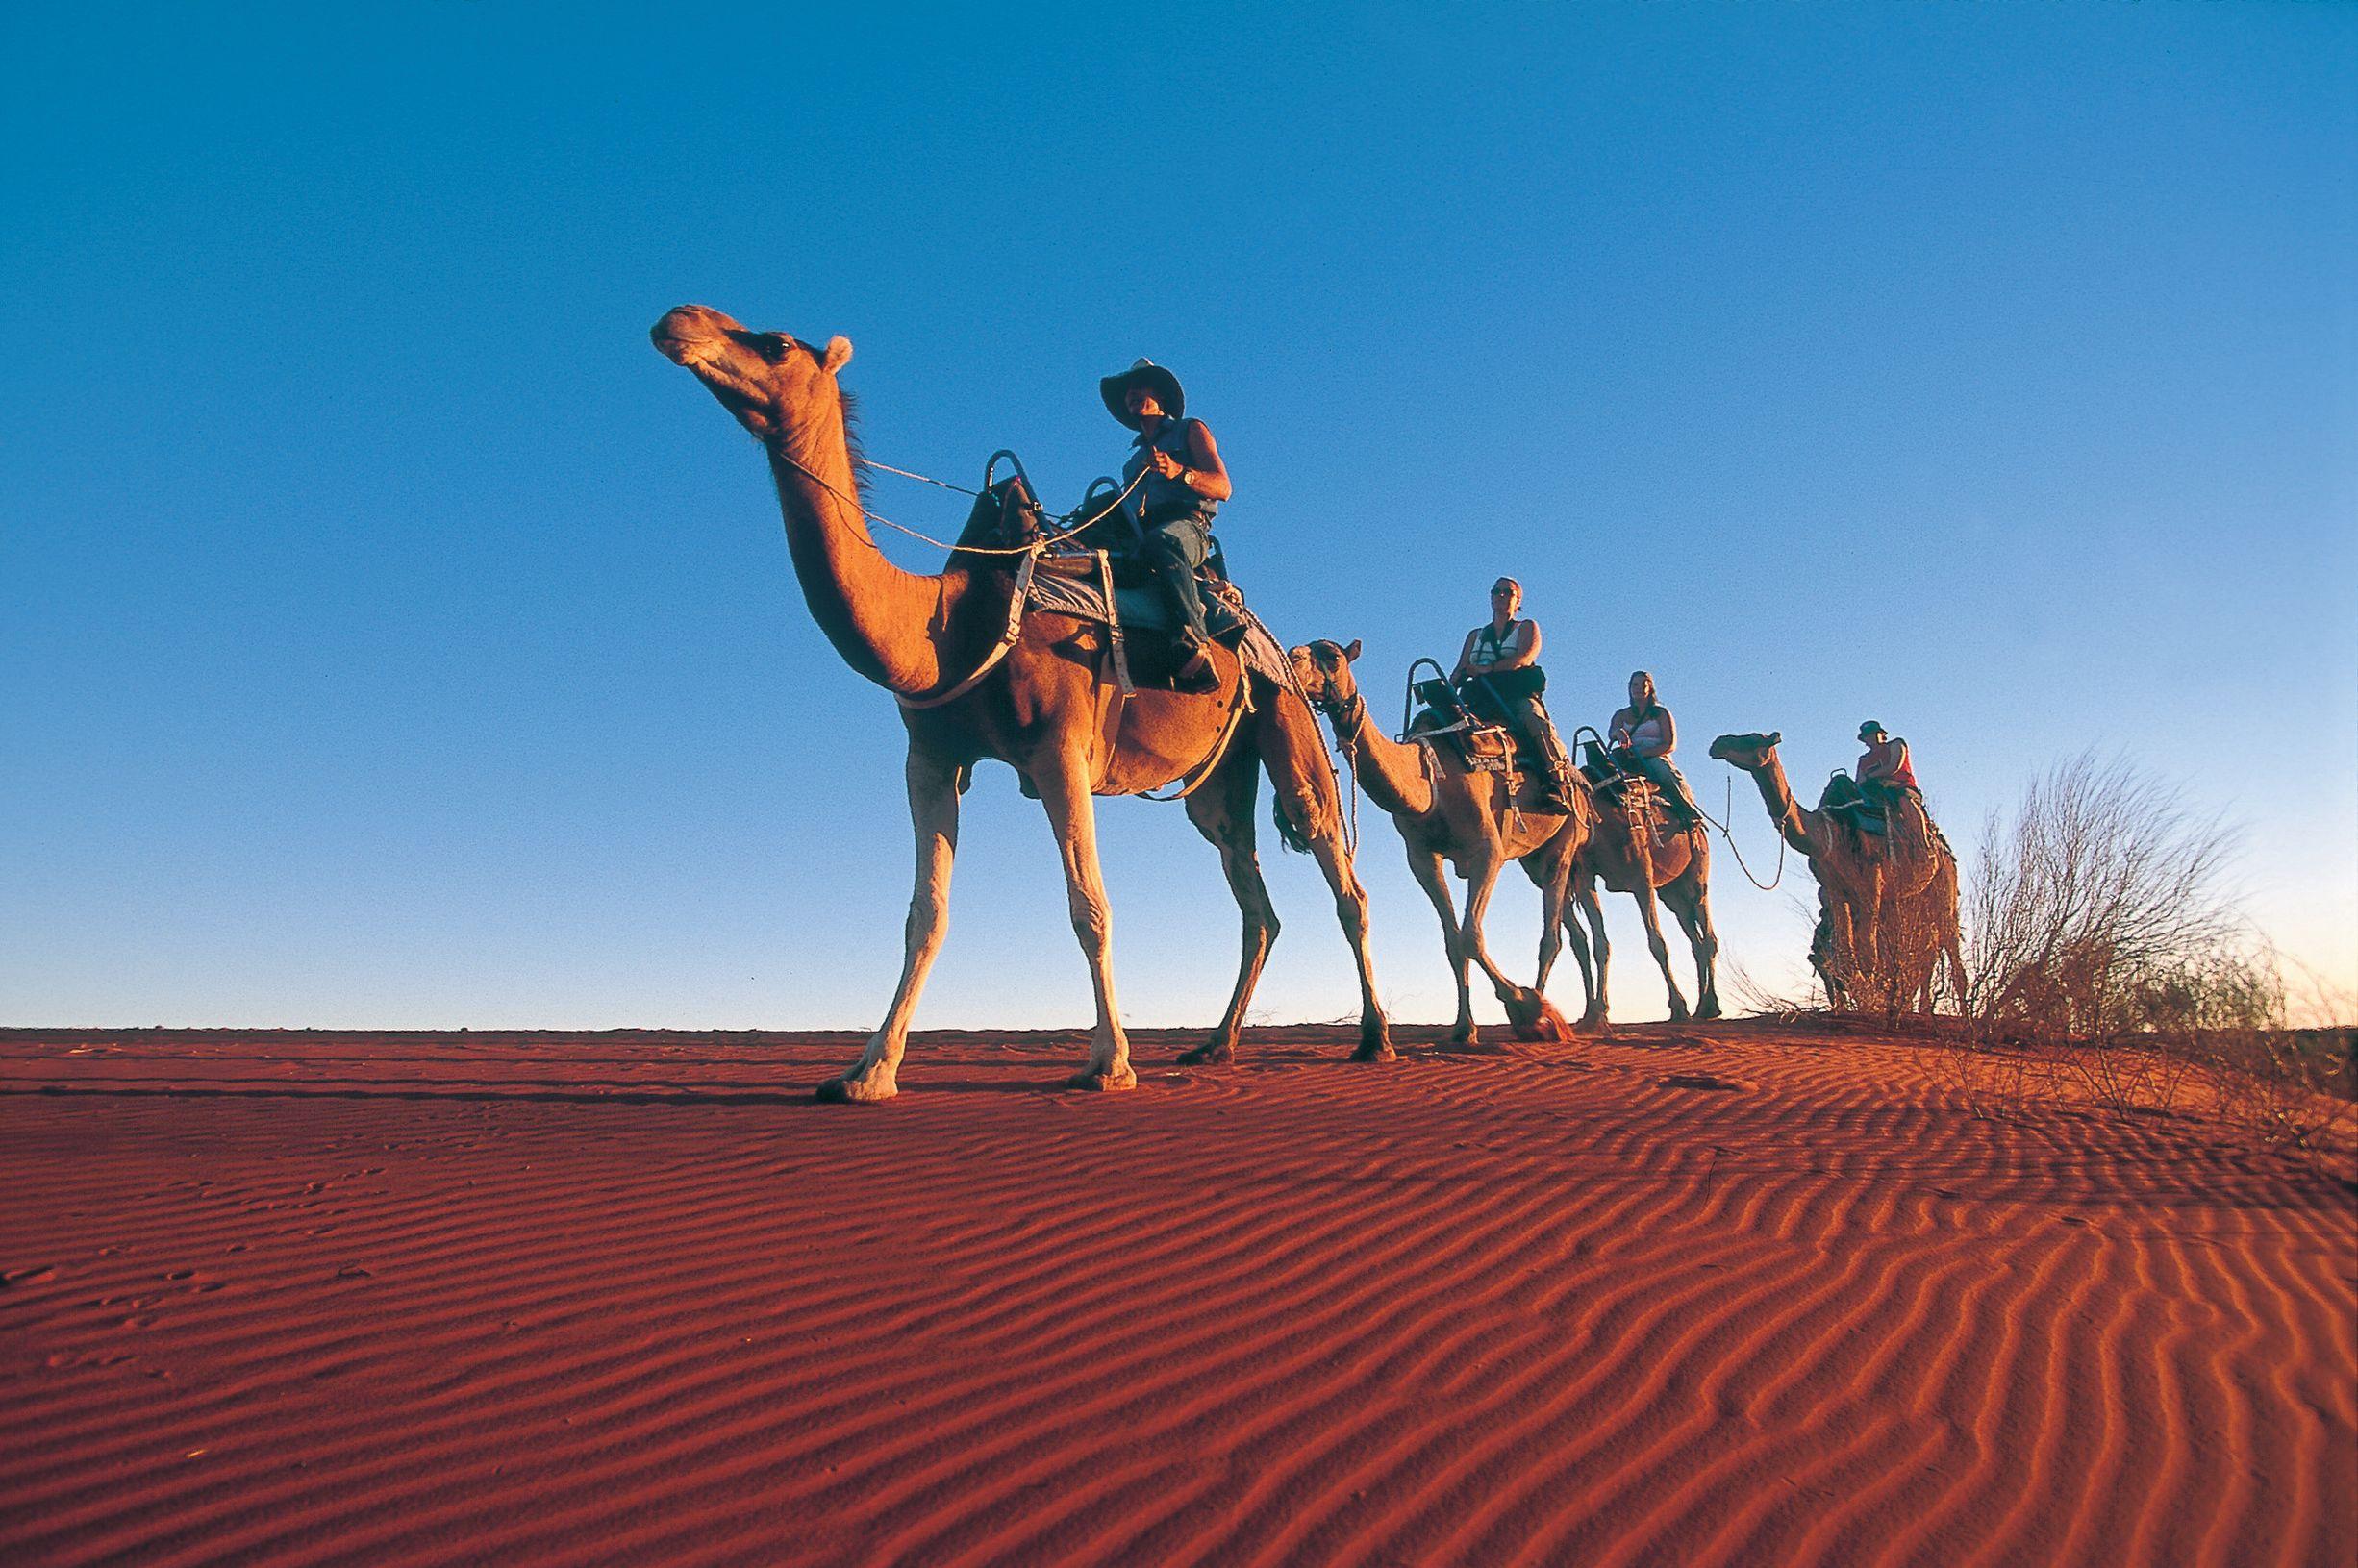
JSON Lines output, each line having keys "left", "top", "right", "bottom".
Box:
{"left": 954, "top": 475, "right": 1281, "bottom": 691}
{"left": 1818, "top": 772, "right": 1947, "bottom": 860}
{"left": 1405, "top": 679, "right": 1579, "bottom": 819}
{"left": 1577, "top": 739, "right": 1693, "bottom": 841}
{"left": 1407, "top": 677, "right": 1520, "bottom": 775}
{"left": 1818, "top": 772, "right": 1891, "bottom": 834}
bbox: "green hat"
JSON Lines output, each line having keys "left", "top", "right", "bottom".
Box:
{"left": 1858, "top": 720, "right": 1886, "bottom": 741}
{"left": 1100, "top": 359, "right": 1185, "bottom": 430}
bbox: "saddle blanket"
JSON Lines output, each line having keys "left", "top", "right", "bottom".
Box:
{"left": 1024, "top": 563, "right": 1293, "bottom": 689}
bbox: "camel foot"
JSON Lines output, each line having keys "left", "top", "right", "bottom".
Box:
{"left": 1579, "top": 1005, "right": 1607, "bottom": 1030}
{"left": 814, "top": 1071, "right": 898, "bottom": 1105}
{"left": 1351, "top": 1040, "right": 1398, "bottom": 1064}
{"left": 1066, "top": 1063, "right": 1139, "bottom": 1093}
{"left": 1502, "top": 989, "right": 1572, "bottom": 1043}
{"left": 1666, "top": 999, "right": 1692, "bottom": 1024}
{"left": 1695, "top": 996, "right": 1722, "bottom": 1021}
{"left": 1447, "top": 1024, "right": 1481, "bottom": 1048}
{"left": 1176, "top": 1040, "right": 1235, "bottom": 1067}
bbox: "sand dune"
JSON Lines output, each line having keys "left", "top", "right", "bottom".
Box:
{"left": 2, "top": 1024, "right": 2351, "bottom": 1567}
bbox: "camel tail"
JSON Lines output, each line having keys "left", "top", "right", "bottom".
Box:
{"left": 1270, "top": 793, "right": 1314, "bottom": 856}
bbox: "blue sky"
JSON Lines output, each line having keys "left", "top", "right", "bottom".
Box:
{"left": 4, "top": 2, "right": 2351, "bottom": 1029}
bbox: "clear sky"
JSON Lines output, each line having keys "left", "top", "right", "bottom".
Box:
{"left": 5, "top": 2, "right": 2352, "bottom": 1031}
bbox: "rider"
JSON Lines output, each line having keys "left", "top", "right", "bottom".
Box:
{"left": 1607, "top": 670, "right": 1702, "bottom": 827}
{"left": 1853, "top": 721, "right": 1919, "bottom": 814}
{"left": 1101, "top": 359, "right": 1230, "bottom": 689}
{"left": 1451, "top": 577, "right": 1577, "bottom": 807}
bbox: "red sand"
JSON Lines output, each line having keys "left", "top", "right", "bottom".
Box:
{"left": 3, "top": 1023, "right": 2352, "bottom": 1567}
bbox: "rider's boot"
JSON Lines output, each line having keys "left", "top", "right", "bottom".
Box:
{"left": 1172, "top": 631, "right": 1219, "bottom": 693}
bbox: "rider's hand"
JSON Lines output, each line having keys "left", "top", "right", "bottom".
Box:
{"left": 1147, "top": 448, "right": 1186, "bottom": 480}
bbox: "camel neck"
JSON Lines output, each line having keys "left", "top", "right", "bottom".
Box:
{"left": 1326, "top": 694, "right": 1436, "bottom": 818}
{"left": 1747, "top": 754, "right": 1822, "bottom": 857}
{"left": 762, "top": 412, "right": 957, "bottom": 697}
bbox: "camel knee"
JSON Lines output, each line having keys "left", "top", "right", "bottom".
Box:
{"left": 1066, "top": 888, "right": 1113, "bottom": 952}
{"left": 902, "top": 887, "right": 949, "bottom": 947}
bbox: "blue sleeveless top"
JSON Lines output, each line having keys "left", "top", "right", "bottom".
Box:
{"left": 1123, "top": 419, "right": 1221, "bottom": 526}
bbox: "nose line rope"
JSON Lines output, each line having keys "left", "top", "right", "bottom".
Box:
{"left": 767, "top": 442, "right": 1153, "bottom": 558}
{"left": 1695, "top": 777, "right": 1787, "bottom": 891}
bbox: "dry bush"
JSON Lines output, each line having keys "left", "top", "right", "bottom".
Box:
{"left": 1963, "top": 754, "right": 2248, "bottom": 1039}
{"left": 1943, "top": 754, "right": 2352, "bottom": 1174}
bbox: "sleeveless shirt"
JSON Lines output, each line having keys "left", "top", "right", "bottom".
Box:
{"left": 1469, "top": 619, "right": 1545, "bottom": 698}
{"left": 1123, "top": 419, "right": 1221, "bottom": 525}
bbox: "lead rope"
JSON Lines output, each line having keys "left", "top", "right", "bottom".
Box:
{"left": 772, "top": 441, "right": 1150, "bottom": 557}
{"left": 1690, "top": 777, "right": 1787, "bottom": 892}
{"left": 1320, "top": 692, "right": 1390, "bottom": 859}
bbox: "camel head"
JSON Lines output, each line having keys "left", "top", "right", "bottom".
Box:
{"left": 651, "top": 304, "right": 853, "bottom": 444}
{"left": 1708, "top": 731, "right": 1783, "bottom": 772}
{"left": 1289, "top": 638, "right": 1365, "bottom": 715}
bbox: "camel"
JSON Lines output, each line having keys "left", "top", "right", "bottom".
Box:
{"left": 1708, "top": 731, "right": 1963, "bottom": 1012}
{"left": 1291, "top": 640, "right": 1579, "bottom": 1045}
{"left": 1568, "top": 749, "right": 1724, "bottom": 1024}
{"left": 1808, "top": 859, "right": 1961, "bottom": 1013}
{"left": 651, "top": 305, "right": 1392, "bottom": 1100}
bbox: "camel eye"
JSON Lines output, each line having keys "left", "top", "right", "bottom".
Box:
{"left": 749, "top": 333, "right": 793, "bottom": 363}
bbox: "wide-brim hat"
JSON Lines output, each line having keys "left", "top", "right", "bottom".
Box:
{"left": 1101, "top": 359, "right": 1185, "bottom": 429}
{"left": 1858, "top": 720, "right": 1887, "bottom": 741}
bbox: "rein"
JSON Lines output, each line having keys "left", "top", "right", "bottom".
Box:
{"left": 1691, "top": 778, "right": 1788, "bottom": 892}
{"left": 1315, "top": 687, "right": 1382, "bottom": 858}
{"left": 760, "top": 435, "right": 1150, "bottom": 709}
{"left": 768, "top": 438, "right": 1149, "bottom": 559}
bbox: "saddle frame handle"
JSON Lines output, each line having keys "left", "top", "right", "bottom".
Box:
{"left": 1402, "top": 657, "right": 1452, "bottom": 740}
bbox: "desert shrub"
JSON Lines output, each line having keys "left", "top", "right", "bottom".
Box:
{"left": 1946, "top": 755, "right": 2351, "bottom": 1173}
{"left": 1963, "top": 754, "right": 2252, "bottom": 1040}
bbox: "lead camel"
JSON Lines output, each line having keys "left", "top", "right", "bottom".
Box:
{"left": 652, "top": 306, "right": 1392, "bottom": 1099}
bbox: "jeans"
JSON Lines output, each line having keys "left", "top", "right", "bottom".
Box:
{"left": 1614, "top": 750, "right": 1701, "bottom": 820}
{"left": 1140, "top": 502, "right": 1213, "bottom": 643}
{"left": 1488, "top": 688, "right": 1574, "bottom": 784}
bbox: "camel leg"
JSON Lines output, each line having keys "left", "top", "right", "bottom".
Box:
{"left": 1628, "top": 883, "right": 1691, "bottom": 1022}
{"left": 1457, "top": 849, "right": 1533, "bottom": 1008}
{"left": 1261, "top": 693, "right": 1392, "bottom": 1061}
{"left": 1518, "top": 859, "right": 1561, "bottom": 996}
{"left": 817, "top": 750, "right": 961, "bottom": 1104}
{"left": 1035, "top": 755, "right": 1137, "bottom": 1092}
{"left": 1665, "top": 877, "right": 1721, "bottom": 1020}
{"left": 1562, "top": 907, "right": 1596, "bottom": 1023}
{"left": 1306, "top": 828, "right": 1394, "bottom": 1062}
{"left": 1573, "top": 877, "right": 1610, "bottom": 1028}
{"left": 1850, "top": 883, "right": 1885, "bottom": 1010}
{"left": 1458, "top": 851, "right": 1565, "bottom": 1042}
{"left": 1179, "top": 742, "right": 1277, "bottom": 1066}
{"left": 1825, "top": 898, "right": 1866, "bottom": 1010}
{"left": 1408, "top": 848, "right": 1477, "bottom": 1046}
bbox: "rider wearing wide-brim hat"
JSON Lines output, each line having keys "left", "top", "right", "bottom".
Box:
{"left": 1101, "top": 358, "right": 1231, "bottom": 688}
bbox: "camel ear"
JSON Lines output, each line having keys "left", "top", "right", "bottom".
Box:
{"left": 1767, "top": 731, "right": 1782, "bottom": 746}
{"left": 1343, "top": 639, "right": 1363, "bottom": 662}
{"left": 822, "top": 336, "right": 854, "bottom": 373}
